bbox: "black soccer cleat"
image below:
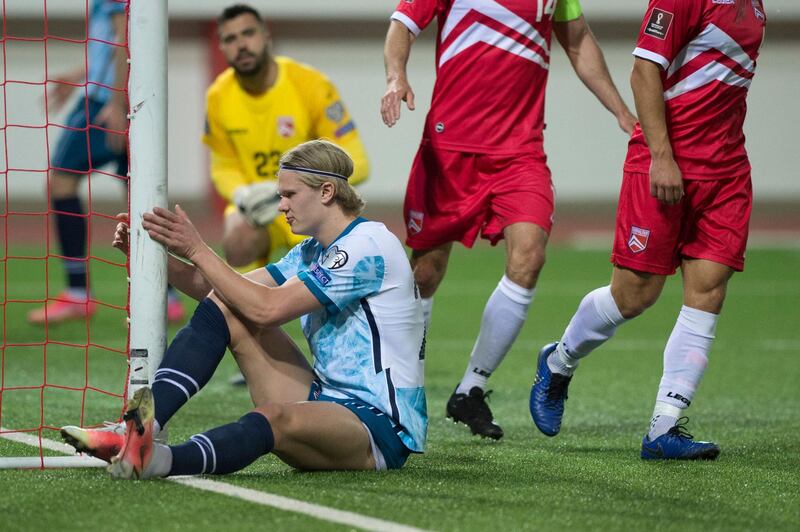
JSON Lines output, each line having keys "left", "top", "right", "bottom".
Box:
{"left": 446, "top": 386, "right": 504, "bottom": 440}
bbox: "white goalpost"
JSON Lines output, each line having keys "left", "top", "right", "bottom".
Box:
{"left": 127, "top": 0, "right": 169, "bottom": 397}
{"left": 0, "top": 0, "right": 168, "bottom": 469}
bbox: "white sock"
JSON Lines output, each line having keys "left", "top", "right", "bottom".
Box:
{"left": 142, "top": 442, "right": 172, "bottom": 479}
{"left": 656, "top": 305, "right": 717, "bottom": 410}
{"left": 457, "top": 275, "right": 534, "bottom": 394}
{"left": 549, "top": 286, "right": 627, "bottom": 375}
{"left": 648, "top": 401, "right": 681, "bottom": 440}
{"left": 547, "top": 342, "right": 581, "bottom": 376}
{"left": 421, "top": 297, "right": 433, "bottom": 328}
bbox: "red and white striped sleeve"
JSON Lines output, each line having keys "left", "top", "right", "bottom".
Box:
{"left": 390, "top": 0, "right": 442, "bottom": 37}
{"left": 633, "top": 0, "right": 704, "bottom": 70}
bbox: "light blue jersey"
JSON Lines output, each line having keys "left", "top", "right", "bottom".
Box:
{"left": 267, "top": 218, "right": 427, "bottom": 453}
{"left": 87, "top": 0, "right": 126, "bottom": 103}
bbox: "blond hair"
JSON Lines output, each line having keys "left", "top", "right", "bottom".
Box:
{"left": 279, "top": 139, "right": 365, "bottom": 216}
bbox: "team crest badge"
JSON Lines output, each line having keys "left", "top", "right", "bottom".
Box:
{"left": 408, "top": 210, "right": 424, "bottom": 235}
{"left": 628, "top": 226, "right": 650, "bottom": 254}
{"left": 325, "top": 101, "right": 345, "bottom": 123}
{"left": 277, "top": 116, "right": 295, "bottom": 138}
{"left": 321, "top": 245, "right": 349, "bottom": 270}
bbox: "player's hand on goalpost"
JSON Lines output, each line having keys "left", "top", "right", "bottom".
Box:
{"left": 233, "top": 181, "right": 280, "bottom": 227}
{"left": 142, "top": 205, "right": 207, "bottom": 262}
{"left": 112, "top": 213, "right": 130, "bottom": 255}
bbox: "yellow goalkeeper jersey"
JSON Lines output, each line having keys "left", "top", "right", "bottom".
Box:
{"left": 203, "top": 56, "right": 369, "bottom": 203}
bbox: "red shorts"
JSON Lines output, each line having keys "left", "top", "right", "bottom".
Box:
{"left": 403, "top": 144, "right": 554, "bottom": 249}
{"left": 611, "top": 172, "right": 752, "bottom": 275}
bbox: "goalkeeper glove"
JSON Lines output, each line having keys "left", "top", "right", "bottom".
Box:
{"left": 233, "top": 182, "right": 280, "bottom": 227}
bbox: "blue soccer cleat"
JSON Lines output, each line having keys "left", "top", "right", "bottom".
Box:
{"left": 641, "top": 417, "right": 721, "bottom": 460}
{"left": 529, "top": 342, "right": 572, "bottom": 437}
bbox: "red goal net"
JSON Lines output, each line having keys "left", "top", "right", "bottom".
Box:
{"left": 0, "top": 0, "right": 131, "bottom": 468}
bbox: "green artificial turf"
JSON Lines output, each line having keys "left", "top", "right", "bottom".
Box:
{"left": 1, "top": 245, "right": 798, "bottom": 531}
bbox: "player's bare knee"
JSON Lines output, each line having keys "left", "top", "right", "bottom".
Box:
{"left": 685, "top": 285, "right": 728, "bottom": 314}
{"left": 506, "top": 247, "right": 545, "bottom": 288}
{"left": 412, "top": 255, "right": 449, "bottom": 296}
{"left": 614, "top": 287, "right": 659, "bottom": 318}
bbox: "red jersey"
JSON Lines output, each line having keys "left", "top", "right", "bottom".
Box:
{"left": 625, "top": 0, "right": 766, "bottom": 179}
{"left": 392, "top": 0, "right": 563, "bottom": 155}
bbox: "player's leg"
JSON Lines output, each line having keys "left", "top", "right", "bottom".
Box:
{"left": 63, "top": 289, "right": 312, "bottom": 461}
{"left": 257, "top": 401, "right": 375, "bottom": 471}
{"left": 641, "top": 176, "right": 749, "bottom": 459}
{"left": 63, "top": 295, "right": 233, "bottom": 459}
{"left": 28, "top": 99, "right": 101, "bottom": 324}
{"left": 110, "top": 399, "right": 376, "bottom": 479}
{"left": 222, "top": 207, "right": 271, "bottom": 269}
{"left": 447, "top": 154, "right": 552, "bottom": 439}
{"left": 531, "top": 171, "right": 677, "bottom": 436}
{"left": 49, "top": 169, "right": 87, "bottom": 295}
{"left": 152, "top": 285, "right": 313, "bottom": 427}
{"left": 446, "top": 223, "right": 547, "bottom": 440}
{"left": 410, "top": 244, "right": 452, "bottom": 326}
{"left": 221, "top": 207, "right": 269, "bottom": 384}
{"left": 404, "top": 145, "right": 485, "bottom": 328}
{"left": 640, "top": 259, "right": 730, "bottom": 460}
{"left": 459, "top": 222, "right": 547, "bottom": 390}
{"left": 226, "top": 214, "right": 304, "bottom": 386}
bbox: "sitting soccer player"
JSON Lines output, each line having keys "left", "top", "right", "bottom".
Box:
{"left": 61, "top": 140, "right": 427, "bottom": 478}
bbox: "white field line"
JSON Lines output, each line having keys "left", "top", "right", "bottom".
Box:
{"left": 0, "top": 430, "right": 429, "bottom": 532}
{"left": 0, "top": 428, "right": 106, "bottom": 468}
{"left": 171, "top": 477, "right": 428, "bottom": 532}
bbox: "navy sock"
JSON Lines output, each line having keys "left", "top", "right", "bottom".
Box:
{"left": 52, "top": 197, "right": 87, "bottom": 289}
{"left": 152, "top": 298, "right": 231, "bottom": 428}
{"left": 169, "top": 412, "right": 275, "bottom": 475}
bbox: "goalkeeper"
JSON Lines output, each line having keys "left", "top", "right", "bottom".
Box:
{"left": 205, "top": 4, "right": 369, "bottom": 273}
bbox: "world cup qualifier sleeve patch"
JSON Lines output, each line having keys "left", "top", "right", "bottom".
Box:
{"left": 644, "top": 8, "right": 673, "bottom": 40}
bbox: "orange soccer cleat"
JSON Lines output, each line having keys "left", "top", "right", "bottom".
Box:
{"left": 27, "top": 291, "right": 96, "bottom": 325}
{"left": 61, "top": 422, "right": 125, "bottom": 463}
{"left": 108, "top": 387, "right": 155, "bottom": 480}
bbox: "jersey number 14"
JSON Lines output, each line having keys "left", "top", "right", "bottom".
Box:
{"left": 536, "top": 0, "right": 556, "bottom": 22}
